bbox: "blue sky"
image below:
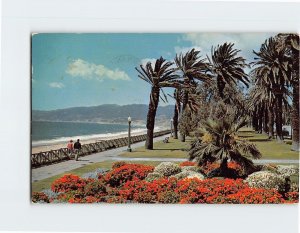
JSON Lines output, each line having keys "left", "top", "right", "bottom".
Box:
{"left": 32, "top": 33, "right": 275, "bottom": 110}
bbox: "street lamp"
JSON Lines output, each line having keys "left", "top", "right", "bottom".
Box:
{"left": 170, "top": 118, "right": 174, "bottom": 137}
{"left": 127, "top": 116, "right": 132, "bottom": 152}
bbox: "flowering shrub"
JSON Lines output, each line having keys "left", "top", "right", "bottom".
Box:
{"left": 179, "top": 161, "right": 197, "bottom": 167}
{"left": 145, "top": 172, "right": 164, "bottom": 182}
{"left": 181, "top": 166, "right": 203, "bottom": 173}
{"left": 104, "top": 164, "right": 154, "bottom": 187}
{"left": 176, "top": 178, "right": 248, "bottom": 204}
{"left": 276, "top": 165, "right": 299, "bottom": 176}
{"left": 51, "top": 174, "right": 87, "bottom": 193}
{"left": 225, "top": 188, "right": 285, "bottom": 204}
{"left": 32, "top": 192, "right": 49, "bottom": 203}
{"left": 201, "top": 162, "right": 243, "bottom": 176}
{"left": 158, "top": 191, "right": 180, "bottom": 204}
{"left": 245, "top": 171, "right": 286, "bottom": 192}
{"left": 112, "top": 161, "right": 127, "bottom": 169}
{"left": 154, "top": 162, "right": 181, "bottom": 176}
{"left": 284, "top": 192, "right": 299, "bottom": 203}
{"left": 40, "top": 163, "right": 298, "bottom": 204}
{"left": 172, "top": 171, "right": 205, "bottom": 180}
{"left": 84, "top": 180, "right": 107, "bottom": 196}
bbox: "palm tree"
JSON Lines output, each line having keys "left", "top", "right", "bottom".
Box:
{"left": 252, "top": 37, "right": 291, "bottom": 142}
{"left": 189, "top": 110, "right": 261, "bottom": 177}
{"left": 208, "top": 42, "right": 249, "bottom": 101}
{"left": 276, "top": 33, "right": 299, "bottom": 151}
{"left": 174, "top": 49, "right": 210, "bottom": 142}
{"left": 172, "top": 88, "right": 181, "bottom": 139}
{"left": 248, "top": 84, "right": 276, "bottom": 138}
{"left": 136, "top": 57, "right": 180, "bottom": 150}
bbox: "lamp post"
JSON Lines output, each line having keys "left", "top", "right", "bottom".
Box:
{"left": 170, "top": 118, "right": 174, "bottom": 137}
{"left": 127, "top": 116, "right": 132, "bottom": 152}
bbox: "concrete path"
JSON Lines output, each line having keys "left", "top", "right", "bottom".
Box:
{"left": 32, "top": 134, "right": 299, "bottom": 182}
{"left": 32, "top": 135, "right": 170, "bottom": 181}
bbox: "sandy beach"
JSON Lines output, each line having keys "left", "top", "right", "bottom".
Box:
{"left": 31, "top": 129, "right": 161, "bottom": 153}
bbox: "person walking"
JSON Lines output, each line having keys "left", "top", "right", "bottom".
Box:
{"left": 67, "top": 140, "right": 74, "bottom": 159}
{"left": 74, "top": 139, "right": 82, "bottom": 161}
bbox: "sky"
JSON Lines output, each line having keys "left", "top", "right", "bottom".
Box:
{"left": 32, "top": 33, "right": 275, "bottom": 110}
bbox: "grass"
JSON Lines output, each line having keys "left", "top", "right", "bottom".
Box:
{"left": 237, "top": 131, "right": 299, "bottom": 160}
{"left": 32, "top": 160, "right": 162, "bottom": 193}
{"left": 120, "top": 137, "right": 190, "bottom": 158}
{"left": 120, "top": 130, "right": 299, "bottom": 160}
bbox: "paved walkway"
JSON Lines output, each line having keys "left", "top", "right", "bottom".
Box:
{"left": 32, "top": 134, "right": 299, "bottom": 182}
{"left": 32, "top": 135, "right": 169, "bottom": 181}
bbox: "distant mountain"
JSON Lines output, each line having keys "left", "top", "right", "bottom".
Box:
{"left": 32, "top": 104, "right": 174, "bottom": 124}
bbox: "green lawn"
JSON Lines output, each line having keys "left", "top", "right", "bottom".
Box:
{"left": 120, "top": 137, "right": 190, "bottom": 158}
{"left": 120, "top": 130, "right": 299, "bottom": 160}
{"left": 237, "top": 131, "right": 299, "bottom": 160}
{"left": 32, "top": 160, "right": 162, "bottom": 193}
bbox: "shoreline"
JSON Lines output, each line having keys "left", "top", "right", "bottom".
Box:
{"left": 31, "top": 128, "right": 167, "bottom": 154}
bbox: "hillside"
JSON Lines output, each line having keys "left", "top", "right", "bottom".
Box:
{"left": 32, "top": 104, "right": 174, "bottom": 124}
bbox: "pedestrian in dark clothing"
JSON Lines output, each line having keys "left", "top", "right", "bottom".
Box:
{"left": 74, "top": 139, "right": 82, "bottom": 161}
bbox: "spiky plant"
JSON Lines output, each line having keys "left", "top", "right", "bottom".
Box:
{"left": 189, "top": 110, "right": 261, "bottom": 176}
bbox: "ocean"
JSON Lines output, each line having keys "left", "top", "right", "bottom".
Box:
{"left": 31, "top": 121, "right": 146, "bottom": 146}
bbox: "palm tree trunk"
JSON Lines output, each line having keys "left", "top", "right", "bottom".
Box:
{"left": 252, "top": 108, "right": 258, "bottom": 131}
{"left": 217, "top": 77, "right": 226, "bottom": 99}
{"left": 275, "top": 94, "right": 284, "bottom": 142}
{"left": 263, "top": 107, "right": 268, "bottom": 134}
{"left": 258, "top": 106, "right": 263, "bottom": 134}
{"left": 173, "top": 94, "right": 181, "bottom": 139}
{"left": 291, "top": 81, "right": 299, "bottom": 151}
{"left": 268, "top": 106, "right": 274, "bottom": 139}
{"left": 179, "top": 88, "right": 188, "bottom": 142}
{"left": 145, "top": 87, "right": 160, "bottom": 150}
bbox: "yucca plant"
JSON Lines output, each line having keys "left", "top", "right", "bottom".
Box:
{"left": 189, "top": 109, "right": 261, "bottom": 177}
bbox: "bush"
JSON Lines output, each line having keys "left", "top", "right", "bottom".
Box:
{"left": 104, "top": 164, "right": 154, "bottom": 187}
{"left": 244, "top": 171, "right": 286, "bottom": 192}
{"left": 84, "top": 180, "right": 107, "bottom": 196}
{"left": 154, "top": 162, "right": 181, "bottom": 176}
{"left": 172, "top": 171, "right": 205, "bottom": 180}
{"left": 276, "top": 165, "right": 299, "bottom": 176}
{"left": 158, "top": 191, "right": 180, "bottom": 204}
{"left": 51, "top": 174, "right": 87, "bottom": 193}
{"left": 179, "top": 161, "right": 197, "bottom": 167}
{"left": 225, "top": 188, "right": 285, "bottom": 204}
{"left": 32, "top": 192, "right": 49, "bottom": 203}
{"left": 145, "top": 172, "right": 164, "bottom": 182}
{"left": 112, "top": 161, "right": 127, "bottom": 169}
{"left": 181, "top": 166, "right": 203, "bottom": 173}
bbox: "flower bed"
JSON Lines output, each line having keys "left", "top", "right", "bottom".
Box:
{"left": 32, "top": 162, "right": 299, "bottom": 204}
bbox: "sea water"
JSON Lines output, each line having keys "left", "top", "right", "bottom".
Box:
{"left": 31, "top": 121, "right": 146, "bottom": 146}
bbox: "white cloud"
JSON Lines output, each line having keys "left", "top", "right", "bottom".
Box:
{"left": 181, "top": 32, "right": 276, "bottom": 62}
{"left": 66, "top": 59, "right": 131, "bottom": 81}
{"left": 49, "top": 82, "right": 65, "bottom": 89}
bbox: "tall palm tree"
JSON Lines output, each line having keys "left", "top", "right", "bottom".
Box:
{"left": 136, "top": 57, "right": 180, "bottom": 150}
{"left": 208, "top": 42, "right": 249, "bottom": 101}
{"left": 276, "top": 33, "right": 299, "bottom": 151}
{"left": 189, "top": 110, "right": 261, "bottom": 176}
{"left": 252, "top": 37, "right": 291, "bottom": 142}
{"left": 174, "top": 49, "right": 210, "bottom": 142}
{"left": 172, "top": 88, "right": 181, "bottom": 139}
